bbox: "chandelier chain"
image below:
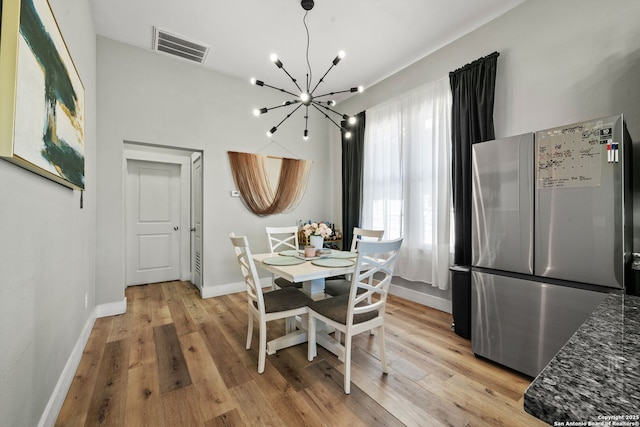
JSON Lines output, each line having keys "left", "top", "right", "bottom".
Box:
{"left": 303, "top": 11, "right": 312, "bottom": 92}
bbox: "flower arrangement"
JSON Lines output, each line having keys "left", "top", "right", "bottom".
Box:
{"left": 302, "top": 222, "right": 333, "bottom": 238}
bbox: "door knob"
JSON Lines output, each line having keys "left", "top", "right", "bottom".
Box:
{"left": 174, "top": 226, "right": 179, "bottom": 231}
{"left": 190, "top": 228, "right": 196, "bottom": 232}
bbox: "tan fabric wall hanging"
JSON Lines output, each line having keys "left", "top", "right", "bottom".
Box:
{"left": 228, "top": 151, "right": 312, "bottom": 216}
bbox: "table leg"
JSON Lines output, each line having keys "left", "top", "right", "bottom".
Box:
{"left": 302, "top": 278, "right": 325, "bottom": 300}
{"left": 266, "top": 329, "right": 308, "bottom": 355}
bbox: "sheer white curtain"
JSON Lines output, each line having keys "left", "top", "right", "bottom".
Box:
{"left": 362, "top": 76, "right": 453, "bottom": 289}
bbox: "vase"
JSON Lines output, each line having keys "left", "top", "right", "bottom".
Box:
{"left": 309, "top": 235, "right": 324, "bottom": 250}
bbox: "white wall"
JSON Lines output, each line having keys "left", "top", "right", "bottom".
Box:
{"left": 336, "top": 0, "right": 640, "bottom": 297}
{"left": 95, "top": 37, "right": 337, "bottom": 304}
{"left": 0, "top": 0, "right": 96, "bottom": 425}
{"left": 340, "top": 0, "right": 640, "bottom": 140}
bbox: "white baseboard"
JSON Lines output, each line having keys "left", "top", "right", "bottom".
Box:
{"left": 39, "top": 297, "right": 127, "bottom": 425}
{"left": 389, "top": 283, "right": 452, "bottom": 313}
{"left": 37, "top": 309, "right": 97, "bottom": 427}
{"left": 96, "top": 297, "right": 127, "bottom": 318}
{"left": 200, "top": 278, "right": 272, "bottom": 299}
{"left": 200, "top": 281, "right": 245, "bottom": 298}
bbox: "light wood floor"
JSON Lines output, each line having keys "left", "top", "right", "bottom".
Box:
{"left": 55, "top": 281, "right": 547, "bottom": 426}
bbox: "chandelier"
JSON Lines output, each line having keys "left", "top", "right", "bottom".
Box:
{"left": 251, "top": 0, "right": 363, "bottom": 140}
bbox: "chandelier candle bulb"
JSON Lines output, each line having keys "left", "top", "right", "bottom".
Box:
{"left": 270, "top": 53, "right": 283, "bottom": 68}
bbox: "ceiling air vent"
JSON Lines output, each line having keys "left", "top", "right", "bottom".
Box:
{"left": 152, "top": 27, "right": 209, "bottom": 64}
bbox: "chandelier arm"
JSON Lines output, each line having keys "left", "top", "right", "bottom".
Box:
{"left": 258, "top": 81, "right": 300, "bottom": 98}
{"left": 310, "top": 103, "right": 346, "bottom": 131}
{"left": 311, "top": 101, "right": 347, "bottom": 118}
{"left": 314, "top": 88, "right": 357, "bottom": 98}
{"left": 271, "top": 103, "right": 304, "bottom": 130}
{"left": 278, "top": 65, "right": 304, "bottom": 93}
{"left": 310, "top": 63, "right": 336, "bottom": 95}
{"left": 260, "top": 100, "right": 300, "bottom": 114}
{"left": 304, "top": 105, "right": 309, "bottom": 132}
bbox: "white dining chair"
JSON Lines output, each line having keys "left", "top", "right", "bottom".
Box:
{"left": 307, "top": 238, "right": 403, "bottom": 394}
{"left": 265, "top": 226, "right": 303, "bottom": 289}
{"left": 324, "top": 227, "right": 384, "bottom": 297}
{"left": 229, "top": 233, "right": 312, "bottom": 374}
{"left": 349, "top": 227, "right": 385, "bottom": 252}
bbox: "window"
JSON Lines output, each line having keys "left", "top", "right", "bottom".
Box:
{"left": 361, "top": 77, "right": 453, "bottom": 289}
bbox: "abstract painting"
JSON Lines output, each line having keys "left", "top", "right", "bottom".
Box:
{"left": 0, "top": 0, "right": 85, "bottom": 189}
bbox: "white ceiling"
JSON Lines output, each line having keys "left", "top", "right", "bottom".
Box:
{"left": 88, "top": 0, "right": 526, "bottom": 101}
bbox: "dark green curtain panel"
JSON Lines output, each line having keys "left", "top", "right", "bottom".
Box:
{"left": 449, "top": 52, "right": 499, "bottom": 266}
{"left": 341, "top": 111, "right": 366, "bottom": 251}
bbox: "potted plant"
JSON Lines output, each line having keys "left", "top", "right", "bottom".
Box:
{"left": 302, "top": 222, "right": 333, "bottom": 249}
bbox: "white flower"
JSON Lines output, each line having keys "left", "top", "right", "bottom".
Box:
{"left": 302, "top": 222, "right": 332, "bottom": 238}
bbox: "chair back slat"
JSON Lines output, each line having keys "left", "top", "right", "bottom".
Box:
{"left": 266, "top": 226, "right": 300, "bottom": 252}
{"left": 350, "top": 227, "right": 384, "bottom": 252}
{"left": 347, "top": 238, "right": 402, "bottom": 324}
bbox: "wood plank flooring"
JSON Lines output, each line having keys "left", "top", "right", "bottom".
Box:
{"left": 55, "top": 281, "right": 547, "bottom": 426}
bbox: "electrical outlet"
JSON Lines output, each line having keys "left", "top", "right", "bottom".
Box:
{"left": 84, "top": 292, "right": 88, "bottom": 309}
{"left": 230, "top": 190, "right": 240, "bottom": 197}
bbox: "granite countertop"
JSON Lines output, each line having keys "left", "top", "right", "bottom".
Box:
{"left": 524, "top": 293, "right": 640, "bottom": 426}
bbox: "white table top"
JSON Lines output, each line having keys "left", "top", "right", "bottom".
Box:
{"left": 252, "top": 252, "right": 356, "bottom": 283}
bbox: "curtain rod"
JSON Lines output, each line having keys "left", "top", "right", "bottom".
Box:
{"left": 256, "top": 140, "right": 301, "bottom": 160}
{"left": 265, "top": 155, "right": 313, "bottom": 162}
{"left": 449, "top": 51, "right": 500, "bottom": 76}
{"left": 227, "top": 150, "right": 312, "bottom": 162}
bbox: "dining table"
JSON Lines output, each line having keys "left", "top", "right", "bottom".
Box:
{"left": 252, "top": 249, "right": 358, "bottom": 356}
{"left": 252, "top": 249, "right": 357, "bottom": 300}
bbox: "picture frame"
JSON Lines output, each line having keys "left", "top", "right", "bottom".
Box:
{"left": 0, "top": 0, "right": 85, "bottom": 190}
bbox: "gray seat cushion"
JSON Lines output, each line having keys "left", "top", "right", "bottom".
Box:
{"left": 308, "top": 294, "right": 378, "bottom": 325}
{"left": 274, "top": 277, "right": 302, "bottom": 289}
{"left": 324, "top": 279, "right": 366, "bottom": 297}
{"left": 261, "top": 287, "right": 312, "bottom": 313}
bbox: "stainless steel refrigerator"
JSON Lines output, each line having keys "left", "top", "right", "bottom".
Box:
{"left": 470, "top": 114, "right": 632, "bottom": 377}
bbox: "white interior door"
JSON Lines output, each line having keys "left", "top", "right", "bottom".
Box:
{"left": 126, "top": 159, "right": 181, "bottom": 285}
{"left": 191, "top": 153, "right": 203, "bottom": 289}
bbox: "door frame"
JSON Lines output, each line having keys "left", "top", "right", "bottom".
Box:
{"left": 123, "top": 142, "right": 200, "bottom": 284}
{"left": 190, "top": 153, "right": 203, "bottom": 290}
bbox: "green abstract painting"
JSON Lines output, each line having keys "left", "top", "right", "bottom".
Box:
{"left": 0, "top": 0, "right": 85, "bottom": 189}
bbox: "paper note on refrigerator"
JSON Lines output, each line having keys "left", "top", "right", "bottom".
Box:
{"left": 536, "top": 123, "right": 603, "bottom": 189}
